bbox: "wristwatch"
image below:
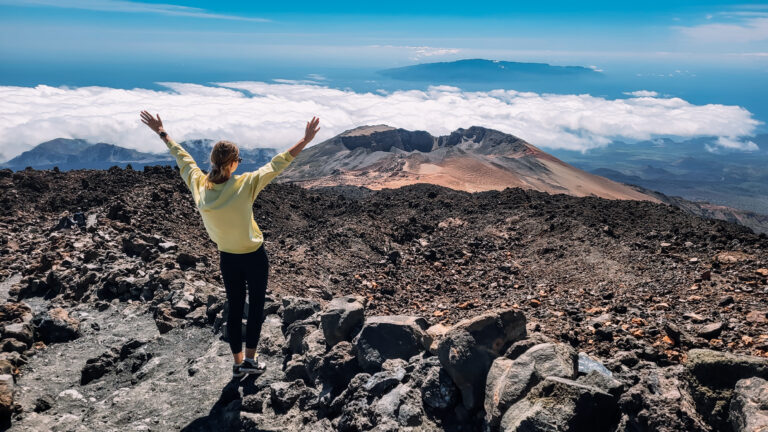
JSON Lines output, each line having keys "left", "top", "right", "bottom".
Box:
{"left": 159, "top": 131, "right": 168, "bottom": 138}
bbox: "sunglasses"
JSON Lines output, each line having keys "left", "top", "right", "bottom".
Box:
{"left": 236, "top": 157, "right": 242, "bottom": 163}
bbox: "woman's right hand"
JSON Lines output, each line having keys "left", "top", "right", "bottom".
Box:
{"left": 303, "top": 116, "right": 320, "bottom": 143}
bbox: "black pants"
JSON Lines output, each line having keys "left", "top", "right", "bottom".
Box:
{"left": 219, "top": 244, "right": 269, "bottom": 354}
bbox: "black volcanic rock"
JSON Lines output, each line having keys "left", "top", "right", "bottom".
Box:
{"left": 0, "top": 160, "right": 767, "bottom": 430}
{"left": 339, "top": 127, "right": 434, "bottom": 152}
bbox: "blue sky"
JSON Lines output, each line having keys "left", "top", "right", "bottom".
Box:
{"left": 1, "top": 0, "right": 768, "bottom": 70}
{"left": 0, "top": 0, "right": 766, "bottom": 160}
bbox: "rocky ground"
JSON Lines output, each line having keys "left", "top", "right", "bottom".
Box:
{"left": 0, "top": 165, "right": 766, "bottom": 431}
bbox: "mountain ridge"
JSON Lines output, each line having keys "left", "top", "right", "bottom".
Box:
{"left": 0, "top": 138, "right": 278, "bottom": 172}
{"left": 279, "top": 124, "right": 659, "bottom": 201}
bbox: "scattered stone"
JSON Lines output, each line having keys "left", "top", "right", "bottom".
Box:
{"left": 33, "top": 307, "right": 81, "bottom": 344}
{"left": 697, "top": 322, "right": 725, "bottom": 339}
{"left": 153, "top": 305, "right": 182, "bottom": 334}
{"left": 614, "top": 350, "right": 640, "bottom": 368}
{"left": 175, "top": 252, "right": 198, "bottom": 268}
{"left": 746, "top": 310, "right": 768, "bottom": 324}
{"left": 33, "top": 394, "right": 54, "bottom": 412}
{"left": 664, "top": 322, "right": 683, "bottom": 346}
{"left": 719, "top": 295, "right": 735, "bottom": 307}
{"left": 684, "top": 312, "right": 707, "bottom": 323}
{"left": 716, "top": 251, "right": 753, "bottom": 264}
{"left": 578, "top": 352, "right": 612, "bottom": 376}
{"left": 172, "top": 293, "right": 195, "bottom": 316}
{"left": 157, "top": 241, "right": 178, "bottom": 252}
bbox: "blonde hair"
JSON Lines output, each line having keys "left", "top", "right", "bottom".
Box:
{"left": 204, "top": 140, "right": 240, "bottom": 190}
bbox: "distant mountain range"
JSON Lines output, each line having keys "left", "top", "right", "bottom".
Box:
{"left": 378, "top": 59, "right": 601, "bottom": 83}
{"left": 278, "top": 125, "right": 768, "bottom": 233}
{"left": 548, "top": 135, "right": 768, "bottom": 215}
{"left": 0, "top": 138, "right": 277, "bottom": 172}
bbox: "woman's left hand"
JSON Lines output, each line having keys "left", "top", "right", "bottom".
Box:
{"left": 140, "top": 110, "right": 165, "bottom": 134}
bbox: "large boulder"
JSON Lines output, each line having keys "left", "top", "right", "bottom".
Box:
{"left": 354, "top": 316, "right": 431, "bottom": 372}
{"left": 33, "top": 307, "right": 81, "bottom": 344}
{"left": 729, "top": 377, "right": 768, "bottom": 432}
{"left": 81, "top": 348, "right": 119, "bottom": 385}
{"left": 686, "top": 348, "right": 768, "bottom": 431}
{"left": 282, "top": 297, "right": 322, "bottom": 329}
{"left": 499, "top": 376, "right": 618, "bottom": 432}
{"left": 303, "top": 329, "right": 329, "bottom": 383}
{"left": 285, "top": 320, "right": 319, "bottom": 355}
{"left": 316, "top": 341, "right": 360, "bottom": 389}
{"left": 269, "top": 380, "right": 319, "bottom": 412}
{"left": 2, "top": 323, "right": 33, "bottom": 346}
{"left": 485, "top": 343, "right": 577, "bottom": 428}
{"left": 437, "top": 308, "right": 526, "bottom": 411}
{"left": 373, "top": 383, "right": 424, "bottom": 427}
{"left": 0, "top": 374, "right": 13, "bottom": 424}
{"left": 617, "top": 365, "right": 711, "bottom": 432}
{"left": 320, "top": 295, "right": 365, "bottom": 347}
{"left": 418, "top": 360, "right": 458, "bottom": 410}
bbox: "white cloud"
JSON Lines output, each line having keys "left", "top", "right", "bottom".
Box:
{"left": 711, "top": 136, "right": 759, "bottom": 151}
{"left": 0, "top": 0, "right": 270, "bottom": 22}
{"left": 624, "top": 90, "right": 659, "bottom": 97}
{"left": 271, "top": 78, "right": 324, "bottom": 85}
{"left": 368, "top": 45, "right": 461, "bottom": 61}
{"left": 0, "top": 82, "right": 761, "bottom": 160}
{"left": 730, "top": 52, "right": 768, "bottom": 57}
{"left": 676, "top": 17, "right": 768, "bottom": 43}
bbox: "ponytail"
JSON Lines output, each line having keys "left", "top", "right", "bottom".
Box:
{"left": 204, "top": 140, "right": 239, "bottom": 190}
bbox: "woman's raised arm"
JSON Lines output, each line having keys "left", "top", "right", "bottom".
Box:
{"left": 140, "top": 110, "right": 203, "bottom": 195}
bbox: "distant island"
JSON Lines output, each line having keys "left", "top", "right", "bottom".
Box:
{"left": 378, "top": 58, "right": 602, "bottom": 83}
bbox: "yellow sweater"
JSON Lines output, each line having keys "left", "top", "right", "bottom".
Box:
{"left": 165, "top": 139, "right": 295, "bottom": 254}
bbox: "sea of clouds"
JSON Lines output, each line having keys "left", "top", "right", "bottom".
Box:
{"left": 0, "top": 81, "right": 761, "bottom": 160}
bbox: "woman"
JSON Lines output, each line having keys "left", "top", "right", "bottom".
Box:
{"left": 140, "top": 110, "right": 320, "bottom": 379}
